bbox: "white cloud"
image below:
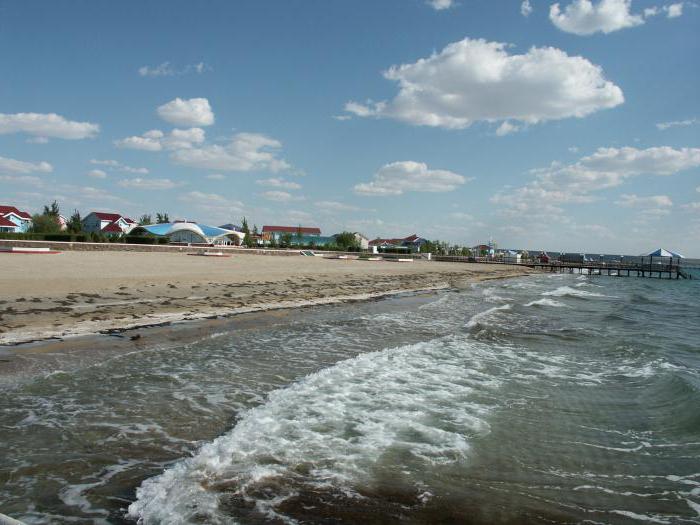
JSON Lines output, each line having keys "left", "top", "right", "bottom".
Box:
{"left": 682, "top": 201, "right": 700, "bottom": 211}
{"left": 354, "top": 161, "right": 468, "bottom": 196}
{"left": 260, "top": 190, "right": 304, "bottom": 202}
{"left": 0, "top": 112, "right": 99, "bottom": 140}
{"left": 157, "top": 97, "right": 214, "bottom": 127}
{"left": 172, "top": 132, "right": 291, "bottom": 173}
{"left": 549, "top": 0, "right": 644, "bottom": 35}
{"left": 521, "top": 0, "right": 533, "bottom": 16}
{"left": 114, "top": 128, "right": 204, "bottom": 152}
{"left": 615, "top": 193, "right": 673, "bottom": 207}
{"left": 332, "top": 115, "right": 352, "bottom": 121}
{"left": 450, "top": 211, "right": 475, "bottom": 220}
{"left": 0, "top": 155, "right": 52, "bottom": 175}
{"left": 426, "top": 0, "right": 455, "bottom": 10}
{"left": 665, "top": 2, "right": 683, "bottom": 17}
{"left": 117, "top": 178, "right": 181, "bottom": 190}
{"left": 87, "top": 169, "right": 107, "bottom": 179}
{"left": 656, "top": 117, "right": 697, "bottom": 130}
{"left": 114, "top": 129, "right": 164, "bottom": 151}
{"left": 26, "top": 136, "right": 50, "bottom": 144}
{"left": 0, "top": 175, "right": 43, "bottom": 186}
{"left": 138, "top": 61, "right": 211, "bottom": 77}
{"left": 89, "top": 159, "right": 149, "bottom": 174}
{"left": 492, "top": 146, "right": 700, "bottom": 215}
{"left": 255, "top": 177, "right": 302, "bottom": 190}
{"left": 344, "top": 38, "right": 623, "bottom": 130}
{"left": 496, "top": 121, "right": 520, "bottom": 136}
{"left": 569, "top": 146, "right": 580, "bottom": 153}
{"left": 315, "top": 201, "right": 363, "bottom": 212}
{"left": 206, "top": 173, "right": 226, "bottom": 180}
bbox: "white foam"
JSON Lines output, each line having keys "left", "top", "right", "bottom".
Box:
{"left": 542, "top": 286, "right": 606, "bottom": 298}
{"left": 524, "top": 298, "right": 566, "bottom": 308}
{"left": 129, "top": 338, "right": 505, "bottom": 524}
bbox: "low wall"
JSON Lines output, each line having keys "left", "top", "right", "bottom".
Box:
{"left": 0, "top": 239, "right": 299, "bottom": 256}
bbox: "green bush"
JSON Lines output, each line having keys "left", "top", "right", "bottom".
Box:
{"left": 43, "top": 233, "right": 73, "bottom": 242}
{"left": 125, "top": 236, "right": 156, "bottom": 244}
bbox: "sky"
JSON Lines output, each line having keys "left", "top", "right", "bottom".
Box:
{"left": 1, "top": 0, "right": 698, "bottom": 255}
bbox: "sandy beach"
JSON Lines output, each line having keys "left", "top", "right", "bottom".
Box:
{"left": 0, "top": 251, "right": 531, "bottom": 346}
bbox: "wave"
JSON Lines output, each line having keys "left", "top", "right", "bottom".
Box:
{"left": 128, "top": 338, "right": 506, "bottom": 524}
{"left": 465, "top": 304, "right": 512, "bottom": 329}
{"left": 542, "top": 286, "right": 607, "bottom": 299}
{"left": 524, "top": 298, "right": 566, "bottom": 308}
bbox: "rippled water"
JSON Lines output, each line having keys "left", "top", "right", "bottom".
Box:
{"left": 1, "top": 273, "right": 699, "bottom": 524}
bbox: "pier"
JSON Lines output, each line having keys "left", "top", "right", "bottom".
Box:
{"left": 525, "top": 259, "right": 690, "bottom": 279}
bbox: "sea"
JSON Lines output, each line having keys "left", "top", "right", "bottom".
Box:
{"left": 1, "top": 272, "right": 699, "bottom": 524}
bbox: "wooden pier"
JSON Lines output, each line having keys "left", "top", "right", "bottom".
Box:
{"left": 525, "top": 260, "right": 690, "bottom": 279}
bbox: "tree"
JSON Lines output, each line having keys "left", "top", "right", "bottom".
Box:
{"left": 30, "top": 213, "right": 61, "bottom": 234}
{"left": 252, "top": 224, "right": 259, "bottom": 236}
{"left": 139, "top": 214, "right": 152, "bottom": 225}
{"left": 295, "top": 225, "right": 304, "bottom": 245}
{"left": 43, "top": 200, "right": 60, "bottom": 217}
{"left": 67, "top": 210, "right": 82, "bottom": 233}
{"left": 240, "top": 217, "right": 250, "bottom": 235}
{"left": 280, "top": 232, "right": 293, "bottom": 248}
{"left": 156, "top": 212, "right": 169, "bottom": 224}
{"left": 334, "top": 231, "right": 359, "bottom": 250}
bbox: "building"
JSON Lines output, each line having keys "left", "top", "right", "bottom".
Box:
{"left": 262, "top": 225, "right": 322, "bottom": 242}
{"left": 82, "top": 212, "right": 137, "bottom": 235}
{"left": 132, "top": 221, "right": 245, "bottom": 245}
{"left": 368, "top": 234, "right": 427, "bottom": 253}
{"left": 0, "top": 205, "right": 33, "bottom": 233}
{"left": 353, "top": 232, "right": 369, "bottom": 250}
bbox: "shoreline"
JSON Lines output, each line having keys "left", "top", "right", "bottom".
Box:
{"left": 0, "top": 251, "right": 534, "bottom": 350}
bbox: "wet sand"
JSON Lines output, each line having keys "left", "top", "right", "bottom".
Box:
{"left": 0, "top": 251, "right": 532, "bottom": 346}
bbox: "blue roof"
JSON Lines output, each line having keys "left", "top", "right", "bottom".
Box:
{"left": 141, "top": 223, "right": 172, "bottom": 235}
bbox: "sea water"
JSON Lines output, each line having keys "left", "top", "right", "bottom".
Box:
{"left": 1, "top": 273, "right": 699, "bottom": 524}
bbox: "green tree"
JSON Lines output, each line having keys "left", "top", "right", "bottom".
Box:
{"left": 30, "top": 214, "right": 61, "bottom": 234}
{"left": 43, "top": 200, "right": 60, "bottom": 217}
{"left": 156, "top": 212, "right": 169, "bottom": 224}
{"left": 67, "top": 210, "right": 82, "bottom": 233}
{"left": 334, "top": 231, "right": 359, "bottom": 250}
{"left": 280, "top": 232, "right": 293, "bottom": 248}
{"left": 295, "top": 225, "right": 304, "bottom": 245}
{"left": 240, "top": 217, "right": 250, "bottom": 235}
{"left": 252, "top": 224, "right": 259, "bottom": 236}
{"left": 139, "top": 214, "right": 152, "bottom": 225}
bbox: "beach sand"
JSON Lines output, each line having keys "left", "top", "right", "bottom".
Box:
{"left": 0, "top": 251, "right": 532, "bottom": 345}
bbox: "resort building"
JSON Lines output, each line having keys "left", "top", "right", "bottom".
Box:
{"left": 368, "top": 234, "right": 427, "bottom": 253}
{"left": 262, "top": 225, "right": 322, "bottom": 242}
{"left": 82, "top": 212, "right": 137, "bottom": 235}
{"left": 353, "top": 232, "right": 370, "bottom": 250}
{"left": 132, "top": 221, "right": 245, "bottom": 245}
{"left": 0, "top": 205, "right": 33, "bottom": 233}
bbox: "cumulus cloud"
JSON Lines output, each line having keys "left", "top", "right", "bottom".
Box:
{"left": 117, "top": 178, "right": 181, "bottom": 190}
{"left": 354, "top": 161, "right": 468, "bottom": 196}
{"left": 0, "top": 112, "right": 99, "bottom": 140}
{"left": 496, "top": 121, "right": 520, "bottom": 136}
{"left": 157, "top": 97, "right": 214, "bottom": 127}
{"left": 492, "top": 146, "right": 700, "bottom": 215}
{"left": 426, "top": 0, "right": 455, "bottom": 10}
{"left": 656, "top": 117, "right": 697, "bottom": 130}
{"left": 665, "top": 2, "right": 683, "bottom": 17}
{"left": 615, "top": 193, "right": 673, "bottom": 207}
{"left": 344, "top": 38, "right": 623, "bottom": 130}
{"left": 521, "top": 0, "right": 533, "bottom": 16}
{"left": 114, "top": 128, "right": 204, "bottom": 151}
{"left": 0, "top": 155, "right": 53, "bottom": 175}
{"left": 260, "top": 190, "right": 305, "bottom": 202}
{"left": 171, "top": 132, "right": 291, "bottom": 173}
{"left": 87, "top": 169, "right": 107, "bottom": 179}
{"left": 138, "top": 61, "right": 211, "bottom": 77}
{"left": 549, "top": 0, "right": 644, "bottom": 34}
{"left": 255, "top": 177, "right": 302, "bottom": 190}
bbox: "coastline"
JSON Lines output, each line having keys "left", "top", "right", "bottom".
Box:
{"left": 0, "top": 251, "right": 533, "bottom": 348}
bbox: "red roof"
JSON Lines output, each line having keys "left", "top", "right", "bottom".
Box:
{"left": 262, "top": 225, "right": 321, "bottom": 235}
{"left": 101, "top": 221, "right": 124, "bottom": 233}
{"left": 369, "top": 234, "right": 421, "bottom": 246}
{"left": 0, "top": 215, "right": 17, "bottom": 227}
{"left": 91, "top": 211, "right": 123, "bottom": 222}
{"left": 0, "top": 205, "right": 31, "bottom": 220}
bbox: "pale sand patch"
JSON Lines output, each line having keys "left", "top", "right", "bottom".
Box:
{"left": 0, "top": 251, "right": 532, "bottom": 345}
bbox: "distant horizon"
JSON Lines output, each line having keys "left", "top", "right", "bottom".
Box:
{"left": 1, "top": 0, "right": 698, "bottom": 256}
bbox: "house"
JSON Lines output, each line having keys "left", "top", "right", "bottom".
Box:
{"left": 353, "top": 232, "right": 369, "bottom": 250}
{"left": 503, "top": 250, "right": 522, "bottom": 264}
{"left": 262, "top": 225, "right": 322, "bottom": 242}
{"left": 0, "top": 205, "right": 33, "bottom": 233}
{"left": 368, "top": 234, "right": 427, "bottom": 253}
{"left": 82, "top": 212, "right": 137, "bottom": 235}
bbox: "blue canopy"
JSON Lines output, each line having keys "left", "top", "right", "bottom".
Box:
{"left": 641, "top": 248, "right": 685, "bottom": 258}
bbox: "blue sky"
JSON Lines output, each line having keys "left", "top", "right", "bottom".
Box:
{"left": 1, "top": 0, "right": 698, "bottom": 255}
